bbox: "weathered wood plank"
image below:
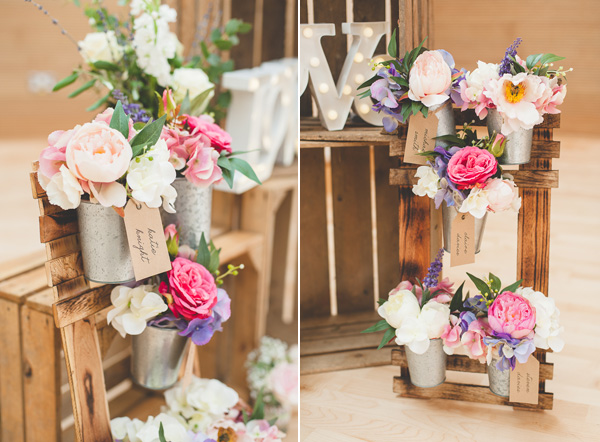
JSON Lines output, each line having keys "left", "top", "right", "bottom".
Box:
{"left": 0, "top": 250, "right": 46, "bottom": 283}
{"left": 39, "top": 211, "right": 79, "bottom": 243}
{"left": 393, "top": 377, "right": 553, "bottom": 410}
{"left": 30, "top": 171, "right": 46, "bottom": 199}
{"left": 398, "top": 183, "right": 431, "bottom": 283}
{"left": 301, "top": 332, "right": 393, "bottom": 356}
{"left": 45, "top": 252, "right": 84, "bottom": 287}
{"left": 25, "top": 288, "right": 55, "bottom": 316}
{"left": 38, "top": 197, "right": 65, "bottom": 216}
{"left": 301, "top": 348, "right": 392, "bottom": 375}
{"left": 53, "top": 286, "right": 113, "bottom": 329}
{"left": 21, "top": 305, "right": 62, "bottom": 442}
{"left": 52, "top": 275, "right": 89, "bottom": 301}
{"left": 0, "top": 266, "right": 48, "bottom": 303}
{"left": 45, "top": 234, "right": 81, "bottom": 261}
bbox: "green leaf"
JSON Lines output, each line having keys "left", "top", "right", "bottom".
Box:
{"left": 526, "top": 53, "right": 544, "bottom": 70}
{"left": 377, "top": 298, "right": 386, "bottom": 306}
{"left": 391, "top": 76, "right": 409, "bottom": 87}
{"left": 488, "top": 272, "right": 502, "bottom": 293}
{"left": 217, "top": 154, "right": 233, "bottom": 170}
{"left": 225, "top": 18, "right": 243, "bottom": 35}
{"left": 467, "top": 273, "right": 491, "bottom": 296}
{"left": 208, "top": 241, "right": 221, "bottom": 274}
{"left": 387, "top": 28, "right": 397, "bottom": 58}
{"left": 508, "top": 55, "right": 526, "bottom": 74}
{"left": 196, "top": 233, "right": 211, "bottom": 268}
{"left": 92, "top": 60, "right": 120, "bottom": 71}
{"left": 357, "top": 75, "right": 378, "bottom": 90}
{"left": 180, "top": 91, "right": 192, "bottom": 115}
{"left": 200, "top": 41, "right": 210, "bottom": 59}
{"left": 129, "top": 115, "right": 167, "bottom": 157}
{"left": 250, "top": 389, "right": 265, "bottom": 421}
{"left": 501, "top": 279, "right": 523, "bottom": 294}
{"left": 410, "top": 100, "right": 420, "bottom": 118}
{"left": 210, "top": 27, "right": 222, "bottom": 43}
{"left": 133, "top": 122, "right": 146, "bottom": 131}
{"left": 158, "top": 422, "right": 167, "bottom": 442}
{"left": 449, "top": 281, "right": 465, "bottom": 312}
{"left": 86, "top": 93, "right": 110, "bottom": 112}
{"left": 238, "top": 22, "right": 252, "bottom": 33}
{"left": 220, "top": 167, "right": 234, "bottom": 188}
{"left": 361, "top": 320, "right": 390, "bottom": 334}
{"left": 229, "top": 157, "right": 261, "bottom": 185}
{"left": 109, "top": 101, "right": 129, "bottom": 139}
{"left": 378, "top": 327, "right": 396, "bottom": 350}
{"left": 214, "top": 39, "right": 234, "bottom": 50}
{"left": 53, "top": 72, "right": 78, "bottom": 92}
{"left": 189, "top": 86, "right": 215, "bottom": 115}
{"left": 538, "top": 53, "right": 565, "bottom": 67}
{"left": 67, "top": 79, "right": 96, "bottom": 98}
{"left": 420, "top": 106, "right": 428, "bottom": 118}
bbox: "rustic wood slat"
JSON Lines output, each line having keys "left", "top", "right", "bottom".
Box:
{"left": 398, "top": 183, "right": 431, "bottom": 283}
{"left": 45, "top": 252, "right": 84, "bottom": 287}
{"left": 393, "top": 377, "right": 553, "bottom": 410}
{"left": 301, "top": 332, "right": 393, "bottom": 356}
{"left": 25, "top": 288, "right": 55, "bottom": 316}
{"left": 0, "top": 250, "right": 46, "bottom": 283}
{"left": 30, "top": 171, "right": 46, "bottom": 199}
{"left": 0, "top": 266, "right": 48, "bottom": 304}
{"left": 301, "top": 347, "right": 393, "bottom": 375}
{"left": 38, "top": 197, "right": 66, "bottom": 216}
{"left": 45, "top": 234, "right": 81, "bottom": 261}
{"left": 53, "top": 286, "right": 113, "bottom": 329}
{"left": 52, "top": 275, "right": 89, "bottom": 301}
{"left": 39, "top": 211, "right": 79, "bottom": 244}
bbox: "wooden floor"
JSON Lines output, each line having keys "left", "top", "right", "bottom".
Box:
{"left": 300, "top": 131, "right": 600, "bottom": 441}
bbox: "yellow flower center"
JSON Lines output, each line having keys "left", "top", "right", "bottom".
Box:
{"left": 504, "top": 80, "right": 525, "bottom": 103}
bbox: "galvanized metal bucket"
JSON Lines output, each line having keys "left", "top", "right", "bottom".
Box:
{"left": 486, "top": 108, "right": 533, "bottom": 165}
{"left": 441, "top": 204, "right": 487, "bottom": 254}
{"left": 131, "top": 325, "right": 188, "bottom": 390}
{"left": 432, "top": 101, "right": 457, "bottom": 148}
{"left": 161, "top": 178, "right": 212, "bottom": 248}
{"left": 76, "top": 201, "right": 135, "bottom": 284}
{"left": 405, "top": 338, "right": 446, "bottom": 388}
{"left": 487, "top": 352, "right": 510, "bottom": 397}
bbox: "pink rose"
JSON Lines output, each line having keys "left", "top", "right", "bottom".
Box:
{"left": 182, "top": 147, "right": 222, "bottom": 187}
{"left": 93, "top": 108, "right": 136, "bottom": 140}
{"left": 186, "top": 115, "right": 232, "bottom": 153}
{"left": 38, "top": 128, "right": 79, "bottom": 184}
{"left": 408, "top": 50, "right": 452, "bottom": 108}
{"left": 441, "top": 315, "right": 462, "bottom": 353}
{"left": 484, "top": 178, "right": 520, "bottom": 213}
{"left": 535, "top": 77, "right": 566, "bottom": 115}
{"left": 488, "top": 292, "right": 536, "bottom": 339}
{"left": 447, "top": 146, "right": 497, "bottom": 189}
{"left": 461, "top": 318, "right": 490, "bottom": 362}
{"left": 164, "top": 224, "right": 178, "bottom": 242}
{"left": 269, "top": 362, "right": 298, "bottom": 408}
{"left": 167, "top": 257, "right": 218, "bottom": 320}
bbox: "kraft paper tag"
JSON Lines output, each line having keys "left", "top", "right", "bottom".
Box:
{"left": 509, "top": 356, "right": 540, "bottom": 404}
{"left": 403, "top": 111, "right": 438, "bottom": 165}
{"left": 124, "top": 200, "right": 172, "bottom": 281}
{"left": 450, "top": 212, "right": 475, "bottom": 267}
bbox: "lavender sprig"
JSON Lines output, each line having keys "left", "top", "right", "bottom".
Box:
{"left": 423, "top": 248, "right": 444, "bottom": 288}
{"left": 112, "top": 90, "right": 150, "bottom": 123}
{"left": 498, "top": 37, "right": 522, "bottom": 75}
{"left": 23, "top": 0, "right": 79, "bottom": 49}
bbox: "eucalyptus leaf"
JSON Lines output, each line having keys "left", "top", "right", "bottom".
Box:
{"left": 180, "top": 91, "right": 192, "bottom": 115}
{"left": 362, "top": 320, "right": 390, "bottom": 334}
{"left": 189, "top": 86, "right": 215, "bottom": 115}
{"left": 378, "top": 327, "right": 396, "bottom": 350}
{"left": 357, "top": 75, "right": 378, "bottom": 90}
{"left": 501, "top": 279, "right": 523, "bottom": 294}
{"left": 221, "top": 167, "right": 234, "bottom": 188}
{"left": 129, "top": 115, "right": 167, "bottom": 157}
{"left": 67, "top": 79, "right": 96, "bottom": 98}
{"left": 109, "top": 101, "right": 129, "bottom": 139}
{"left": 467, "top": 273, "right": 491, "bottom": 296}
{"left": 250, "top": 389, "right": 265, "bottom": 421}
{"left": 229, "top": 157, "right": 261, "bottom": 185}
{"left": 86, "top": 93, "right": 110, "bottom": 112}
{"left": 53, "top": 72, "right": 78, "bottom": 92}
{"left": 92, "top": 60, "right": 120, "bottom": 71}
{"left": 196, "top": 232, "right": 211, "bottom": 268}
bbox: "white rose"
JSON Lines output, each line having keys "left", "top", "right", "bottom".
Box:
{"left": 517, "top": 287, "right": 564, "bottom": 352}
{"left": 46, "top": 165, "right": 83, "bottom": 210}
{"left": 412, "top": 165, "right": 439, "bottom": 199}
{"left": 377, "top": 289, "right": 420, "bottom": 329}
{"left": 136, "top": 413, "right": 190, "bottom": 442}
{"left": 419, "top": 301, "right": 450, "bottom": 339}
{"left": 484, "top": 178, "right": 521, "bottom": 213}
{"left": 172, "top": 68, "right": 215, "bottom": 112}
{"left": 127, "top": 139, "right": 178, "bottom": 213}
{"left": 459, "top": 186, "right": 490, "bottom": 219}
{"left": 79, "top": 31, "right": 124, "bottom": 64}
{"left": 463, "top": 61, "right": 499, "bottom": 101}
{"left": 395, "top": 317, "right": 430, "bottom": 354}
{"left": 187, "top": 378, "right": 239, "bottom": 416}
{"left": 111, "top": 416, "right": 144, "bottom": 442}
{"left": 107, "top": 285, "right": 168, "bottom": 338}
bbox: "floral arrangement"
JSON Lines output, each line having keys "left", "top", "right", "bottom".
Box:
{"left": 358, "top": 33, "right": 465, "bottom": 132}
{"left": 442, "top": 273, "right": 564, "bottom": 371}
{"left": 412, "top": 125, "right": 521, "bottom": 218}
{"left": 458, "top": 38, "right": 570, "bottom": 135}
{"left": 363, "top": 249, "right": 456, "bottom": 354}
{"left": 28, "top": 0, "right": 251, "bottom": 121}
{"left": 108, "top": 224, "right": 242, "bottom": 345}
{"left": 37, "top": 102, "right": 176, "bottom": 212}
{"left": 246, "top": 337, "right": 299, "bottom": 425}
{"left": 111, "top": 376, "right": 285, "bottom": 442}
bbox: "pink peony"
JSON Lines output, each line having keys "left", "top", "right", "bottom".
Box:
{"left": 447, "top": 146, "right": 497, "bottom": 189}
{"left": 38, "top": 128, "right": 79, "bottom": 184}
{"left": 182, "top": 147, "right": 222, "bottom": 187}
{"left": 431, "top": 277, "right": 454, "bottom": 303}
{"left": 160, "top": 126, "right": 211, "bottom": 170}
{"left": 408, "top": 50, "right": 452, "bottom": 108}
{"left": 269, "top": 362, "right": 298, "bottom": 408}
{"left": 167, "top": 257, "right": 218, "bottom": 320}
{"left": 93, "top": 108, "right": 136, "bottom": 140}
{"left": 484, "top": 178, "right": 520, "bottom": 213}
{"left": 186, "top": 115, "right": 232, "bottom": 153}
{"left": 488, "top": 292, "right": 536, "bottom": 339}
{"left": 461, "top": 318, "right": 490, "bottom": 363}
{"left": 441, "top": 315, "right": 462, "bottom": 353}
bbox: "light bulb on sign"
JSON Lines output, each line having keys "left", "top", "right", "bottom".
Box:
{"left": 303, "top": 27, "right": 313, "bottom": 38}
{"left": 359, "top": 104, "right": 370, "bottom": 114}
{"left": 248, "top": 78, "right": 260, "bottom": 91}
{"left": 342, "top": 85, "right": 352, "bottom": 95}
{"left": 319, "top": 83, "right": 329, "bottom": 94}
{"left": 310, "top": 57, "right": 320, "bottom": 67}
{"left": 354, "top": 52, "right": 364, "bottom": 63}
{"left": 327, "top": 110, "right": 338, "bottom": 120}
{"left": 354, "top": 74, "right": 365, "bottom": 84}
{"left": 363, "top": 27, "right": 374, "bottom": 38}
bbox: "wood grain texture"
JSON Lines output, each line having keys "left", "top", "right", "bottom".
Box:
{"left": 53, "top": 285, "right": 112, "bottom": 329}
{"left": 0, "top": 266, "right": 48, "bottom": 303}
{"left": 39, "top": 211, "right": 79, "bottom": 243}
{"left": 45, "top": 252, "right": 84, "bottom": 287}
{"left": 21, "top": 306, "right": 61, "bottom": 442}
{"left": 0, "top": 250, "right": 46, "bottom": 283}
{"left": 301, "top": 347, "right": 393, "bottom": 375}
{"left": 38, "top": 196, "right": 65, "bottom": 216}
{"left": 229, "top": 0, "right": 256, "bottom": 68}
{"left": 45, "top": 234, "right": 81, "bottom": 261}
{"left": 30, "top": 171, "right": 45, "bottom": 199}
{"left": 52, "top": 275, "right": 89, "bottom": 302}
{"left": 398, "top": 185, "right": 431, "bottom": 283}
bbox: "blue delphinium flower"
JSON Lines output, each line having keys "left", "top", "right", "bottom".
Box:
{"left": 463, "top": 294, "right": 488, "bottom": 314}
{"left": 484, "top": 332, "right": 535, "bottom": 371}
{"left": 498, "top": 37, "right": 523, "bottom": 76}
{"left": 423, "top": 248, "right": 444, "bottom": 288}
{"left": 178, "top": 289, "right": 231, "bottom": 346}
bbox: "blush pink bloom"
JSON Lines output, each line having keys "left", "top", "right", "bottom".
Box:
{"left": 38, "top": 128, "right": 79, "bottom": 185}
{"left": 408, "top": 50, "right": 452, "bottom": 108}
{"left": 167, "top": 257, "right": 218, "bottom": 320}
{"left": 484, "top": 178, "right": 520, "bottom": 213}
{"left": 447, "top": 146, "right": 497, "bottom": 189}
{"left": 269, "top": 362, "right": 299, "bottom": 408}
{"left": 164, "top": 224, "right": 178, "bottom": 241}
{"left": 441, "top": 315, "right": 462, "bottom": 354}
{"left": 93, "top": 108, "right": 136, "bottom": 140}
{"left": 432, "top": 277, "right": 454, "bottom": 303}
{"left": 186, "top": 115, "right": 232, "bottom": 153}
{"left": 393, "top": 280, "right": 422, "bottom": 302}
{"left": 160, "top": 126, "right": 211, "bottom": 169}
{"left": 182, "top": 147, "right": 222, "bottom": 187}
{"left": 488, "top": 292, "right": 536, "bottom": 339}
{"left": 461, "top": 319, "right": 489, "bottom": 363}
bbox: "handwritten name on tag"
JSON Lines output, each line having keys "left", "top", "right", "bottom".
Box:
{"left": 510, "top": 356, "right": 540, "bottom": 404}
{"left": 124, "top": 200, "right": 172, "bottom": 281}
{"left": 450, "top": 212, "right": 475, "bottom": 267}
{"left": 403, "top": 111, "right": 438, "bottom": 165}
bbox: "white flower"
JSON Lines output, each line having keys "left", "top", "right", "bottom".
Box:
{"left": 46, "top": 165, "right": 83, "bottom": 210}
{"left": 111, "top": 416, "right": 144, "bottom": 442}
{"left": 107, "top": 285, "right": 168, "bottom": 338}
{"left": 127, "top": 139, "right": 178, "bottom": 213}
{"left": 171, "top": 68, "right": 215, "bottom": 113}
{"left": 412, "top": 166, "right": 440, "bottom": 199}
{"left": 136, "top": 413, "right": 190, "bottom": 442}
{"left": 459, "top": 186, "right": 489, "bottom": 218}
{"left": 462, "top": 61, "right": 499, "bottom": 102}
{"left": 419, "top": 301, "right": 450, "bottom": 339}
{"left": 79, "top": 31, "right": 124, "bottom": 64}
{"left": 517, "top": 287, "right": 564, "bottom": 352}
{"left": 395, "top": 317, "right": 430, "bottom": 354}
{"left": 485, "top": 178, "right": 521, "bottom": 213}
{"left": 377, "top": 289, "right": 420, "bottom": 329}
